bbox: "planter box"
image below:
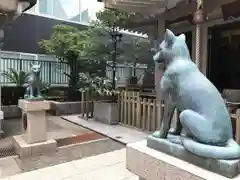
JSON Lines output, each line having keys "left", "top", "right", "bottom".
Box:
{"left": 93, "top": 102, "right": 118, "bottom": 125}
{"left": 2, "top": 105, "right": 22, "bottom": 119}
{"left": 48, "top": 101, "right": 82, "bottom": 116}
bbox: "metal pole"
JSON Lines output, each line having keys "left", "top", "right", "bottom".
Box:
{"left": 112, "top": 35, "right": 117, "bottom": 89}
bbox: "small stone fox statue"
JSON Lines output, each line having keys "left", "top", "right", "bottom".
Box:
{"left": 24, "top": 63, "right": 44, "bottom": 100}
{"left": 153, "top": 29, "right": 240, "bottom": 159}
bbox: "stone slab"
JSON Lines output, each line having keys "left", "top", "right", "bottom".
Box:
{"left": 12, "top": 135, "right": 57, "bottom": 158}
{"left": 126, "top": 140, "right": 240, "bottom": 180}
{"left": 18, "top": 99, "right": 50, "bottom": 112}
{"left": 147, "top": 135, "right": 240, "bottom": 178}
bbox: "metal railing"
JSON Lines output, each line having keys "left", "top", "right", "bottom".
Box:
{"left": 0, "top": 58, "right": 70, "bottom": 85}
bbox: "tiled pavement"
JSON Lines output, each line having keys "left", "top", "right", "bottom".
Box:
{"left": 62, "top": 115, "right": 149, "bottom": 144}
{"left": 0, "top": 149, "right": 137, "bottom": 180}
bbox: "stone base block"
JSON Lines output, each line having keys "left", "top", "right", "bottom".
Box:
{"left": 49, "top": 101, "right": 82, "bottom": 116}
{"left": 93, "top": 102, "right": 118, "bottom": 125}
{"left": 12, "top": 135, "right": 57, "bottom": 158}
{"left": 18, "top": 99, "right": 50, "bottom": 112}
{"left": 147, "top": 135, "right": 240, "bottom": 178}
{"left": 126, "top": 141, "right": 240, "bottom": 180}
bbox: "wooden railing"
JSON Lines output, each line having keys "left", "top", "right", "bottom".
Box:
{"left": 119, "top": 90, "right": 240, "bottom": 143}
{"left": 118, "top": 90, "right": 176, "bottom": 132}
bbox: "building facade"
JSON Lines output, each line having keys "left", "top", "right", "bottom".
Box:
{"left": 0, "top": 0, "right": 104, "bottom": 85}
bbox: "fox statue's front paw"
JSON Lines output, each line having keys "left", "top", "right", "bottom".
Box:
{"left": 152, "top": 130, "right": 168, "bottom": 138}
{"left": 152, "top": 131, "right": 161, "bottom": 138}
{"left": 168, "top": 128, "right": 181, "bottom": 135}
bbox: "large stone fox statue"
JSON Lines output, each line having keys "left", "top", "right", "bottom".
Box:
{"left": 153, "top": 29, "right": 240, "bottom": 159}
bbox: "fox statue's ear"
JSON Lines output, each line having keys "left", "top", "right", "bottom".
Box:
{"left": 178, "top": 34, "right": 186, "bottom": 41}
{"left": 165, "top": 29, "right": 175, "bottom": 46}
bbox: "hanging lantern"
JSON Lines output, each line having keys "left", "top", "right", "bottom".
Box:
{"left": 192, "top": 0, "right": 206, "bottom": 24}
{"left": 193, "top": 9, "right": 206, "bottom": 24}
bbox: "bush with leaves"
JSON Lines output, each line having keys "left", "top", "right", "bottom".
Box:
{"left": 1, "top": 68, "right": 29, "bottom": 86}
{"left": 78, "top": 72, "right": 119, "bottom": 97}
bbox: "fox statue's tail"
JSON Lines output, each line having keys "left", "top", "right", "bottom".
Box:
{"left": 182, "top": 138, "right": 240, "bottom": 159}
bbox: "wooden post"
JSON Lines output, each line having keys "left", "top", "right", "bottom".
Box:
{"left": 147, "top": 99, "right": 151, "bottom": 131}
{"left": 117, "top": 91, "right": 121, "bottom": 123}
{"left": 127, "top": 91, "right": 131, "bottom": 125}
{"left": 120, "top": 91, "right": 124, "bottom": 123}
{"left": 136, "top": 96, "right": 141, "bottom": 128}
{"left": 142, "top": 98, "right": 147, "bottom": 130}
{"left": 124, "top": 91, "right": 127, "bottom": 125}
{"left": 85, "top": 91, "right": 89, "bottom": 120}
{"left": 81, "top": 91, "right": 85, "bottom": 118}
{"left": 152, "top": 99, "right": 157, "bottom": 131}
{"left": 132, "top": 91, "right": 136, "bottom": 127}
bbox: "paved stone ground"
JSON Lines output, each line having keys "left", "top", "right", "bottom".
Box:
{"left": 0, "top": 115, "right": 91, "bottom": 149}
{"left": 63, "top": 115, "right": 149, "bottom": 144}
{"left": 0, "top": 149, "right": 137, "bottom": 180}
{"left": 16, "top": 138, "right": 124, "bottom": 173}
{"left": 0, "top": 115, "right": 124, "bottom": 178}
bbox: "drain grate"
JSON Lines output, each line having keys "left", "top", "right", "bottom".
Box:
{"left": 0, "top": 147, "right": 17, "bottom": 158}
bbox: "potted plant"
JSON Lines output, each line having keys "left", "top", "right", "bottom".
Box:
{"left": 78, "top": 73, "right": 119, "bottom": 125}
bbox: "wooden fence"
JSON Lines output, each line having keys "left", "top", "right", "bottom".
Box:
{"left": 79, "top": 90, "right": 240, "bottom": 143}
{"left": 118, "top": 90, "right": 176, "bottom": 132}
{"left": 118, "top": 90, "right": 240, "bottom": 143}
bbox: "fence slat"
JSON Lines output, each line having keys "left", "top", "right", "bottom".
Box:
{"left": 120, "top": 91, "right": 124, "bottom": 123}
{"left": 152, "top": 99, "right": 157, "bottom": 131}
{"left": 136, "top": 97, "right": 141, "bottom": 128}
{"left": 142, "top": 98, "right": 147, "bottom": 130}
{"left": 117, "top": 92, "right": 121, "bottom": 123}
{"left": 147, "top": 99, "right": 151, "bottom": 131}
{"left": 132, "top": 92, "right": 136, "bottom": 127}
{"left": 127, "top": 91, "right": 132, "bottom": 125}
{"left": 124, "top": 91, "right": 128, "bottom": 125}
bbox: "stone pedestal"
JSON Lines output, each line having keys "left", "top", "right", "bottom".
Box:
{"left": 12, "top": 100, "right": 56, "bottom": 158}
{"left": 126, "top": 141, "right": 240, "bottom": 180}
